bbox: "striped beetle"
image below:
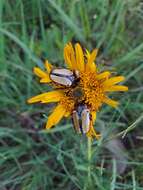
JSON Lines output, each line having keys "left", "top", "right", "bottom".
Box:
{"left": 49, "top": 68, "right": 79, "bottom": 87}
{"left": 72, "top": 104, "right": 91, "bottom": 134}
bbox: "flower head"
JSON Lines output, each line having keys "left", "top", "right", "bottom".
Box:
{"left": 27, "top": 42, "right": 128, "bottom": 139}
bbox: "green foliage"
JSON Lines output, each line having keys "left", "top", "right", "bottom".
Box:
{"left": 0, "top": 0, "right": 143, "bottom": 189}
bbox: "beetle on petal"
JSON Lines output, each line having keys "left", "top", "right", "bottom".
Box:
{"left": 50, "top": 68, "right": 79, "bottom": 87}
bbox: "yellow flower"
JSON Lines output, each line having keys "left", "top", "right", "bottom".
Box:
{"left": 27, "top": 42, "right": 128, "bottom": 139}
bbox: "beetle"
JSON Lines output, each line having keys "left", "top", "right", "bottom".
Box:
{"left": 49, "top": 68, "right": 79, "bottom": 87}
{"left": 72, "top": 104, "right": 91, "bottom": 134}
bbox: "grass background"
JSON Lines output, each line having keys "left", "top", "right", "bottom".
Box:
{"left": 0, "top": 0, "right": 143, "bottom": 189}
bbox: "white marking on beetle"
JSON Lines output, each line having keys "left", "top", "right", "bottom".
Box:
{"left": 81, "top": 109, "right": 90, "bottom": 133}
{"left": 52, "top": 69, "right": 73, "bottom": 76}
{"left": 50, "top": 68, "right": 75, "bottom": 86}
{"left": 72, "top": 104, "right": 91, "bottom": 134}
{"left": 50, "top": 75, "right": 72, "bottom": 86}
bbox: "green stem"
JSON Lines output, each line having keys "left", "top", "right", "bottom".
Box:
{"left": 87, "top": 137, "right": 92, "bottom": 185}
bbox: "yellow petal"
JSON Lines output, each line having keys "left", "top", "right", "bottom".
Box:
{"left": 64, "top": 44, "right": 72, "bottom": 69}
{"left": 27, "top": 91, "right": 62, "bottom": 104}
{"left": 69, "top": 43, "right": 77, "bottom": 70}
{"left": 103, "top": 97, "right": 119, "bottom": 108}
{"left": 85, "top": 49, "right": 90, "bottom": 59}
{"left": 64, "top": 43, "right": 77, "bottom": 70}
{"left": 102, "top": 76, "right": 125, "bottom": 87}
{"left": 86, "top": 124, "right": 101, "bottom": 139}
{"left": 96, "top": 71, "right": 111, "bottom": 80}
{"left": 91, "top": 111, "right": 96, "bottom": 123}
{"left": 104, "top": 85, "right": 128, "bottom": 92}
{"left": 45, "top": 60, "right": 52, "bottom": 73}
{"left": 75, "top": 43, "right": 84, "bottom": 71}
{"left": 33, "top": 66, "right": 51, "bottom": 83}
{"left": 86, "top": 49, "right": 98, "bottom": 72}
{"left": 64, "top": 112, "right": 70, "bottom": 117}
{"left": 40, "top": 77, "right": 51, "bottom": 83}
{"left": 33, "top": 67, "right": 48, "bottom": 78}
{"left": 86, "top": 112, "right": 100, "bottom": 139}
{"left": 46, "top": 104, "right": 66, "bottom": 129}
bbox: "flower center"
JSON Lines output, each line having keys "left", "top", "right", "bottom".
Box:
{"left": 60, "top": 94, "right": 75, "bottom": 113}
{"left": 58, "top": 70, "right": 105, "bottom": 113}
{"left": 80, "top": 71, "right": 104, "bottom": 111}
{"left": 72, "top": 87, "right": 83, "bottom": 100}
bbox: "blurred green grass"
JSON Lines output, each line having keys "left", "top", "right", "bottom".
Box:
{"left": 0, "top": 0, "right": 143, "bottom": 189}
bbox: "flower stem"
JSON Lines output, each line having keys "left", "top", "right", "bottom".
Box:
{"left": 87, "top": 137, "right": 92, "bottom": 185}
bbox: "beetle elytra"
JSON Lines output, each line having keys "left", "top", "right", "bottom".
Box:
{"left": 72, "top": 104, "right": 91, "bottom": 134}
{"left": 50, "top": 68, "right": 79, "bottom": 87}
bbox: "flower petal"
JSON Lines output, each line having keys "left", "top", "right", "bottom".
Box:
{"left": 102, "top": 76, "right": 125, "bottom": 87}
{"left": 64, "top": 45, "right": 72, "bottom": 69}
{"left": 75, "top": 43, "right": 84, "bottom": 71}
{"left": 103, "top": 97, "right": 119, "bottom": 107}
{"left": 33, "top": 67, "right": 48, "bottom": 78}
{"left": 64, "top": 112, "right": 70, "bottom": 117}
{"left": 86, "top": 124, "right": 101, "bottom": 139}
{"left": 86, "top": 49, "right": 98, "bottom": 72}
{"left": 33, "top": 66, "right": 51, "bottom": 83}
{"left": 46, "top": 104, "right": 66, "bottom": 129}
{"left": 96, "top": 71, "right": 111, "bottom": 80}
{"left": 27, "top": 91, "right": 62, "bottom": 104}
{"left": 91, "top": 111, "right": 96, "bottom": 123}
{"left": 45, "top": 60, "right": 52, "bottom": 73}
{"left": 64, "top": 43, "right": 76, "bottom": 70}
{"left": 104, "top": 85, "right": 128, "bottom": 92}
{"left": 40, "top": 77, "right": 51, "bottom": 83}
